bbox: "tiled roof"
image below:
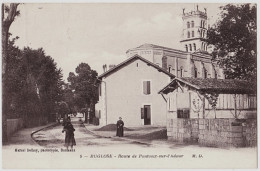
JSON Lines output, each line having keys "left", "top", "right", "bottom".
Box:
{"left": 98, "top": 54, "right": 175, "bottom": 79}
{"left": 159, "top": 77, "right": 256, "bottom": 94}
{"left": 126, "top": 43, "right": 189, "bottom": 54}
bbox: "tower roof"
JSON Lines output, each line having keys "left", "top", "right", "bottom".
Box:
{"left": 182, "top": 6, "right": 207, "bottom": 19}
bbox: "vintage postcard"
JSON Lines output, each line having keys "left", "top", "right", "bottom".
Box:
{"left": 1, "top": 2, "right": 257, "bottom": 169}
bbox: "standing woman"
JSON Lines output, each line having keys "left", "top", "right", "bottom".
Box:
{"left": 116, "top": 117, "right": 124, "bottom": 137}
{"left": 62, "top": 117, "right": 76, "bottom": 149}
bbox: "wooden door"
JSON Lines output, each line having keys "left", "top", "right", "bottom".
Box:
{"left": 144, "top": 105, "right": 151, "bottom": 125}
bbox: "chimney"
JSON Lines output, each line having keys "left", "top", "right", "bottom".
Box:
{"left": 103, "top": 64, "right": 107, "bottom": 73}
{"left": 109, "top": 64, "right": 116, "bottom": 70}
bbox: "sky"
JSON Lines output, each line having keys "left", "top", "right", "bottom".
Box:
{"left": 9, "top": 3, "right": 226, "bottom": 81}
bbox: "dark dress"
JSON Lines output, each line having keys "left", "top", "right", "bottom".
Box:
{"left": 63, "top": 122, "right": 76, "bottom": 147}
{"left": 116, "top": 120, "right": 124, "bottom": 137}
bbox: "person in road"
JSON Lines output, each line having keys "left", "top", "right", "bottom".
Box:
{"left": 116, "top": 117, "right": 124, "bottom": 137}
{"left": 62, "top": 117, "right": 76, "bottom": 149}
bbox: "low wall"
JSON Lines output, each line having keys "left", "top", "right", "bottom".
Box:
{"left": 199, "top": 119, "right": 240, "bottom": 147}
{"left": 167, "top": 118, "right": 257, "bottom": 148}
{"left": 168, "top": 119, "right": 198, "bottom": 143}
{"left": 7, "top": 118, "right": 24, "bottom": 137}
{"left": 243, "top": 119, "right": 257, "bottom": 147}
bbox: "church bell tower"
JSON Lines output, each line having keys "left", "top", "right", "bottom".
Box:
{"left": 180, "top": 5, "right": 208, "bottom": 53}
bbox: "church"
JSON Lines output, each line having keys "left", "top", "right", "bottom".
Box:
{"left": 126, "top": 6, "right": 224, "bottom": 79}
{"left": 95, "top": 7, "right": 226, "bottom": 126}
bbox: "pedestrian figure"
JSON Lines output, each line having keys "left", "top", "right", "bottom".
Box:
{"left": 62, "top": 117, "right": 76, "bottom": 149}
{"left": 116, "top": 117, "right": 124, "bottom": 137}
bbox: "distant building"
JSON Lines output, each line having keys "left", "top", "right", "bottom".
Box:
{"left": 180, "top": 5, "right": 209, "bottom": 53}
{"left": 95, "top": 6, "right": 227, "bottom": 127}
{"left": 95, "top": 55, "right": 175, "bottom": 126}
{"left": 126, "top": 6, "right": 224, "bottom": 79}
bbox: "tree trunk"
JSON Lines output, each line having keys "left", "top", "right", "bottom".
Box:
{"left": 2, "top": 3, "right": 19, "bottom": 143}
{"left": 2, "top": 12, "right": 10, "bottom": 144}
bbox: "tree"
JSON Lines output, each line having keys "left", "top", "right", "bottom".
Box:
{"left": 207, "top": 4, "right": 256, "bottom": 82}
{"left": 3, "top": 44, "right": 63, "bottom": 128}
{"left": 2, "top": 3, "right": 20, "bottom": 143}
{"left": 19, "top": 47, "right": 63, "bottom": 125}
{"left": 67, "top": 63, "right": 98, "bottom": 123}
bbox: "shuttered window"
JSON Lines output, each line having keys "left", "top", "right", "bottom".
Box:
{"left": 141, "top": 108, "right": 144, "bottom": 119}
{"left": 143, "top": 81, "right": 151, "bottom": 95}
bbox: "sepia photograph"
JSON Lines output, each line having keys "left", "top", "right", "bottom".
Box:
{"left": 1, "top": 2, "right": 257, "bottom": 169}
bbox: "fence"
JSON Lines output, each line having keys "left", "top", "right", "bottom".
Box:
{"left": 7, "top": 118, "right": 24, "bottom": 137}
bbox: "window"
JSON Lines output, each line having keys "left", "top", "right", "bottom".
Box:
{"left": 143, "top": 81, "right": 151, "bottom": 95}
{"left": 187, "top": 22, "right": 190, "bottom": 28}
{"left": 191, "top": 21, "right": 194, "bottom": 27}
{"left": 192, "top": 31, "right": 194, "bottom": 37}
{"left": 180, "top": 67, "right": 183, "bottom": 77}
{"left": 168, "top": 65, "right": 172, "bottom": 73}
{"left": 194, "top": 68, "right": 198, "bottom": 78}
{"left": 189, "top": 44, "right": 192, "bottom": 51}
{"left": 185, "top": 44, "right": 188, "bottom": 52}
{"left": 177, "top": 109, "right": 190, "bottom": 118}
{"left": 204, "top": 68, "right": 207, "bottom": 78}
{"left": 193, "top": 43, "right": 196, "bottom": 51}
{"left": 187, "top": 31, "right": 190, "bottom": 38}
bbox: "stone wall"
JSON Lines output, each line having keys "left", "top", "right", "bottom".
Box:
{"left": 7, "top": 118, "right": 24, "bottom": 137}
{"left": 167, "top": 118, "right": 257, "bottom": 148}
{"left": 168, "top": 118, "right": 199, "bottom": 143}
{"left": 243, "top": 119, "right": 257, "bottom": 147}
{"left": 199, "top": 119, "right": 241, "bottom": 147}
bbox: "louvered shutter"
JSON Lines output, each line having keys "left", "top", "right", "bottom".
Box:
{"left": 147, "top": 81, "right": 151, "bottom": 94}
{"left": 141, "top": 108, "right": 144, "bottom": 119}
{"left": 143, "top": 81, "right": 147, "bottom": 94}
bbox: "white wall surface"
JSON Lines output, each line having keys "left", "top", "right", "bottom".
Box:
{"left": 97, "top": 59, "right": 171, "bottom": 126}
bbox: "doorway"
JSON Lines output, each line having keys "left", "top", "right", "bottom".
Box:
{"left": 144, "top": 105, "right": 151, "bottom": 125}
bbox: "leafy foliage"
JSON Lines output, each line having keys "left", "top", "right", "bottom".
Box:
{"left": 5, "top": 40, "right": 63, "bottom": 126}
{"left": 206, "top": 4, "right": 256, "bottom": 82}
{"left": 67, "top": 63, "right": 98, "bottom": 122}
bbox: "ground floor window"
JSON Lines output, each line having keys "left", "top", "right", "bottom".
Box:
{"left": 177, "top": 109, "right": 190, "bottom": 118}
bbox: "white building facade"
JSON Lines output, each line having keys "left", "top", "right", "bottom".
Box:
{"left": 95, "top": 55, "right": 175, "bottom": 126}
